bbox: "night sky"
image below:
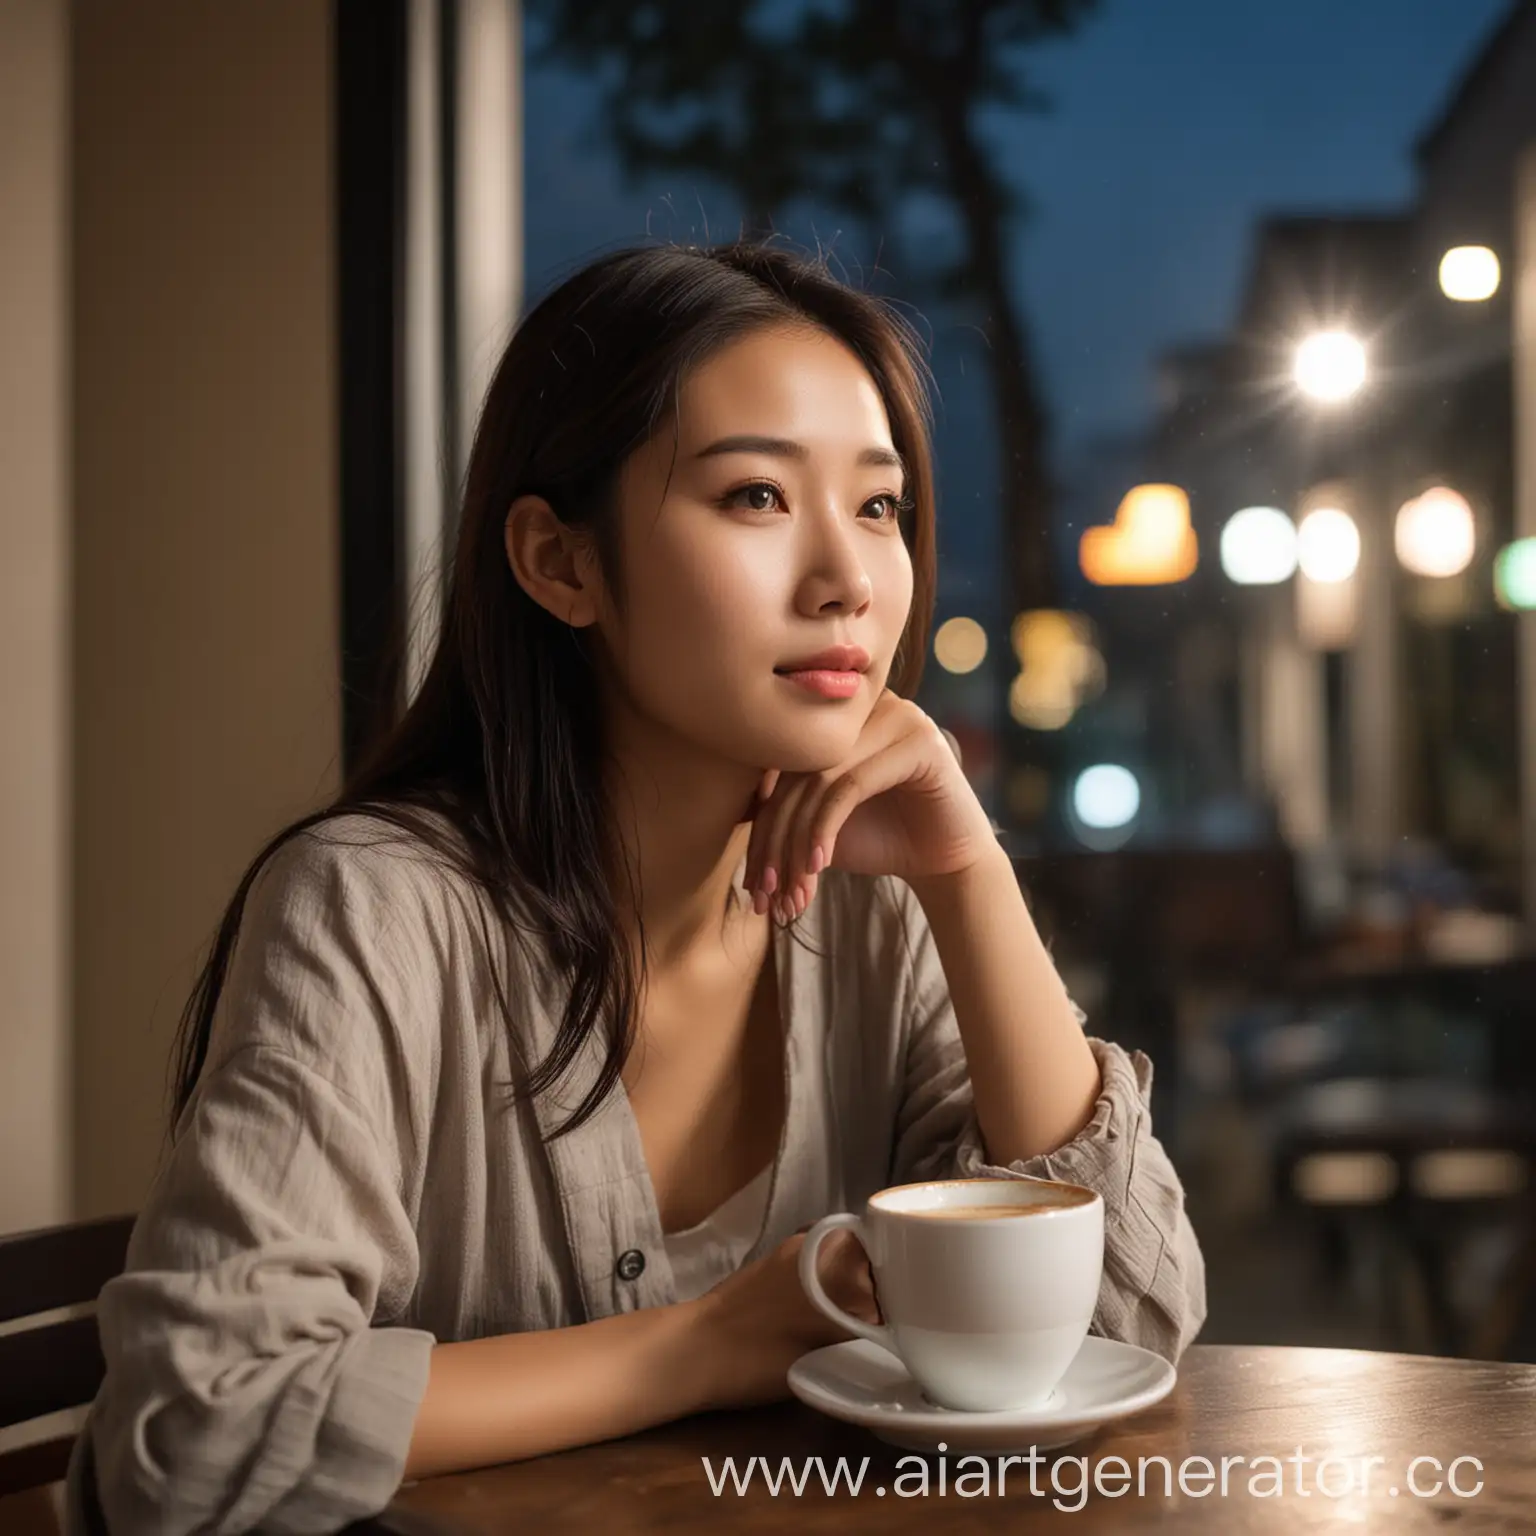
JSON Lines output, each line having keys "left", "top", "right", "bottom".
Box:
{"left": 522, "top": 0, "right": 1513, "bottom": 612}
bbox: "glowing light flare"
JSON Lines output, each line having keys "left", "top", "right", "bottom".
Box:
{"left": 1294, "top": 331, "right": 1367, "bottom": 402}
{"left": 1395, "top": 487, "right": 1475, "bottom": 578}
{"left": 1297, "top": 507, "right": 1361, "bottom": 584}
{"left": 1009, "top": 675, "right": 1073, "bottom": 731}
{"left": 1439, "top": 246, "right": 1500, "bottom": 302}
{"left": 1495, "top": 539, "right": 1536, "bottom": 610}
{"left": 1072, "top": 764, "right": 1140, "bottom": 830}
{"left": 1007, "top": 610, "right": 1105, "bottom": 732}
{"left": 1220, "top": 506, "right": 1297, "bottom": 585}
{"left": 1079, "top": 484, "right": 1198, "bottom": 586}
{"left": 933, "top": 616, "right": 987, "bottom": 674}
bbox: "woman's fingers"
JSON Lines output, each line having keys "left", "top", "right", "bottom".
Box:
{"left": 749, "top": 699, "right": 932, "bottom": 921}
{"left": 750, "top": 773, "right": 814, "bottom": 922}
{"left": 820, "top": 1229, "right": 882, "bottom": 1324}
{"left": 784, "top": 773, "right": 834, "bottom": 913}
{"left": 744, "top": 771, "right": 786, "bottom": 903}
{"left": 807, "top": 730, "right": 928, "bottom": 876}
{"left": 774, "top": 777, "right": 821, "bottom": 922}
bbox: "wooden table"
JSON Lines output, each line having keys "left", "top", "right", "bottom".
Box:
{"left": 377, "top": 1345, "right": 1536, "bottom": 1532}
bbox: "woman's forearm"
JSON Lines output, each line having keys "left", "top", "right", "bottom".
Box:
{"left": 403, "top": 1296, "right": 715, "bottom": 1480}
{"left": 909, "top": 848, "right": 1101, "bottom": 1164}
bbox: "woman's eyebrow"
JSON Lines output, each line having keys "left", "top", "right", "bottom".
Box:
{"left": 692, "top": 434, "right": 905, "bottom": 473}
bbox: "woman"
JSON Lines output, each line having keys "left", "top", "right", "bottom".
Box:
{"left": 69, "top": 242, "right": 1205, "bottom": 1535}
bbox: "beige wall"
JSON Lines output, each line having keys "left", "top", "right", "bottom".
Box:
{"left": 0, "top": 0, "right": 72, "bottom": 1234}
{"left": 71, "top": 0, "right": 343, "bottom": 1218}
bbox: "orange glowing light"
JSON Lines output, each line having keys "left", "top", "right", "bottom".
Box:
{"left": 1079, "top": 484, "right": 1199, "bottom": 586}
{"left": 1007, "top": 609, "right": 1105, "bottom": 731}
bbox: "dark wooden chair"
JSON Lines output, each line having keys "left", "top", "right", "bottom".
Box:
{"left": 1271, "top": 1078, "right": 1536, "bottom": 1356}
{"left": 0, "top": 1213, "right": 135, "bottom": 1501}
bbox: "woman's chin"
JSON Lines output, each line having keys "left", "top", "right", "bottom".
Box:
{"left": 755, "top": 730, "right": 860, "bottom": 776}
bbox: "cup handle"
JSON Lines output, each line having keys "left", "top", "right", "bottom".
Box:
{"left": 798, "top": 1212, "right": 898, "bottom": 1357}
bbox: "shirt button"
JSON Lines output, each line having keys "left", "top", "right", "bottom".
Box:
{"left": 616, "top": 1248, "right": 646, "bottom": 1282}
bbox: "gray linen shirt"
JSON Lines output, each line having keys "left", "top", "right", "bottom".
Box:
{"left": 67, "top": 813, "right": 1206, "bottom": 1534}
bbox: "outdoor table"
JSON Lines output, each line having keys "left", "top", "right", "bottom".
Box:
{"left": 370, "top": 1344, "right": 1536, "bottom": 1532}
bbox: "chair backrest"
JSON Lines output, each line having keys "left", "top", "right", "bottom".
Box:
{"left": 0, "top": 1214, "right": 136, "bottom": 1497}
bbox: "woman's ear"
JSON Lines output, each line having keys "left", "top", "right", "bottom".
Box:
{"left": 504, "top": 494, "right": 602, "bottom": 628}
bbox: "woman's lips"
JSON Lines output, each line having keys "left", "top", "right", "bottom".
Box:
{"left": 774, "top": 668, "right": 862, "bottom": 699}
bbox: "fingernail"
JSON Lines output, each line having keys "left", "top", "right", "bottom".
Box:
{"left": 762, "top": 865, "right": 778, "bottom": 895}
{"left": 753, "top": 889, "right": 768, "bottom": 916}
{"left": 810, "top": 844, "right": 825, "bottom": 874}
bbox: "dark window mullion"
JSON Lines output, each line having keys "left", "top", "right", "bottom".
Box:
{"left": 336, "top": 0, "right": 409, "bottom": 775}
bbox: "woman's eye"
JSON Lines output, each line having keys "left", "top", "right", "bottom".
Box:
{"left": 864, "top": 493, "right": 908, "bottom": 522}
{"left": 726, "top": 481, "right": 784, "bottom": 512}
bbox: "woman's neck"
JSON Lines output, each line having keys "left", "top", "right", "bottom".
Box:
{"left": 602, "top": 736, "right": 764, "bottom": 974}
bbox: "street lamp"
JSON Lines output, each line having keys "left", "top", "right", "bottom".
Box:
{"left": 1220, "top": 506, "right": 1298, "bottom": 584}
{"left": 1395, "top": 487, "right": 1475, "bottom": 578}
{"left": 1297, "top": 506, "right": 1361, "bottom": 583}
{"left": 1069, "top": 763, "right": 1141, "bottom": 850}
{"left": 1439, "top": 246, "right": 1500, "bottom": 302}
{"left": 1294, "top": 331, "right": 1367, "bottom": 403}
{"left": 1072, "top": 764, "right": 1140, "bottom": 831}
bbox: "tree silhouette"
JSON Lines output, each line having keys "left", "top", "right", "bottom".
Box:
{"left": 527, "top": 0, "right": 1100, "bottom": 616}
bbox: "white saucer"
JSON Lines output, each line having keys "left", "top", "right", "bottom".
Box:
{"left": 787, "top": 1335, "right": 1176, "bottom": 1455}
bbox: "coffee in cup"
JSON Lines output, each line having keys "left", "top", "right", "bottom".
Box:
{"left": 798, "top": 1175, "right": 1103, "bottom": 1412}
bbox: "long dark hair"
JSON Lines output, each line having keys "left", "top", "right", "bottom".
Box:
{"left": 168, "top": 241, "right": 938, "bottom": 1142}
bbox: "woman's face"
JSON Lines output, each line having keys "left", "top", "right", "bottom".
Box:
{"left": 595, "top": 323, "right": 916, "bottom": 777}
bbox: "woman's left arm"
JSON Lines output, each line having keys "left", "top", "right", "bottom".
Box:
{"left": 745, "top": 695, "right": 1207, "bottom": 1362}
{"left": 889, "top": 860, "right": 1208, "bottom": 1364}
{"left": 909, "top": 850, "right": 1101, "bottom": 1163}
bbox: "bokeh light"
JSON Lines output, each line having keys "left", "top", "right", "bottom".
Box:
{"left": 1079, "top": 483, "right": 1198, "bottom": 586}
{"left": 1220, "top": 506, "right": 1298, "bottom": 585}
{"left": 1007, "top": 610, "right": 1106, "bottom": 731}
{"left": 932, "top": 615, "right": 987, "bottom": 674}
{"left": 1495, "top": 539, "right": 1536, "bottom": 610}
{"left": 1072, "top": 764, "right": 1140, "bottom": 830}
{"left": 1297, "top": 506, "right": 1361, "bottom": 583}
{"left": 1294, "top": 331, "right": 1367, "bottom": 402}
{"left": 1394, "top": 487, "right": 1475, "bottom": 578}
{"left": 1438, "top": 245, "right": 1500, "bottom": 302}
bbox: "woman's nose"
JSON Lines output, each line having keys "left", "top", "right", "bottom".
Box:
{"left": 798, "top": 515, "right": 873, "bottom": 614}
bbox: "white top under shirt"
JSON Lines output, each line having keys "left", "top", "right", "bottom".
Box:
{"left": 661, "top": 1161, "right": 776, "bottom": 1301}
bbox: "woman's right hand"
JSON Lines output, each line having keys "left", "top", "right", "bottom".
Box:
{"left": 691, "top": 1226, "right": 883, "bottom": 1410}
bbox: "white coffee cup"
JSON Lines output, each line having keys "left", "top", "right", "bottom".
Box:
{"left": 798, "top": 1175, "right": 1104, "bottom": 1412}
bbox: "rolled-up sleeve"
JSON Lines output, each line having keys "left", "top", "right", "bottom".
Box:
{"left": 886, "top": 879, "right": 1207, "bottom": 1364}
{"left": 66, "top": 832, "right": 439, "bottom": 1535}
